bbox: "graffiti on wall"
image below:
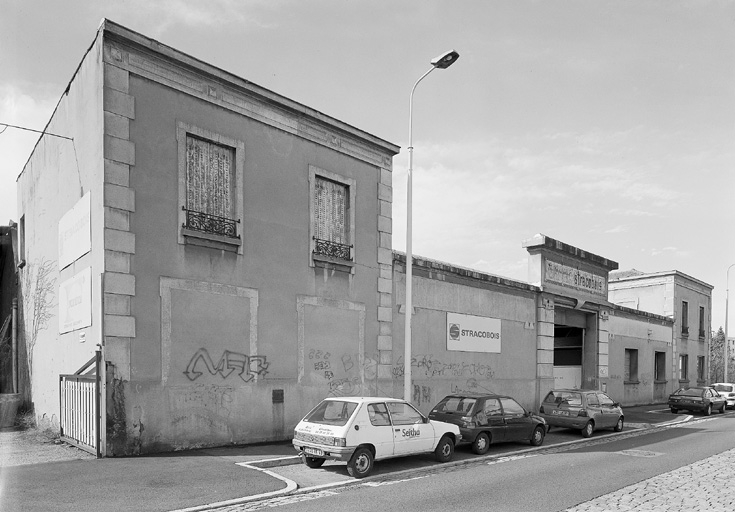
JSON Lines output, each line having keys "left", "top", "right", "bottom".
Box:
{"left": 413, "top": 384, "right": 432, "bottom": 406}
{"left": 184, "top": 348, "right": 269, "bottom": 382}
{"left": 308, "top": 349, "right": 378, "bottom": 396}
{"left": 169, "top": 384, "right": 234, "bottom": 435}
{"left": 392, "top": 354, "right": 495, "bottom": 380}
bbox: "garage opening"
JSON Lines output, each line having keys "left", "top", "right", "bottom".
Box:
{"left": 553, "top": 325, "right": 584, "bottom": 389}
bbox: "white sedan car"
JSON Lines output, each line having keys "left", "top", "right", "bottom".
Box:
{"left": 293, "top": 396, "right": 461, "bottom": 478}
{"left": 712, "top": 383, "right": 735, "bottom": 409}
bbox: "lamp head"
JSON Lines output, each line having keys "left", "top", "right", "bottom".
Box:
{"left": 430, "top": 50, "right": 460, "bottom": 69}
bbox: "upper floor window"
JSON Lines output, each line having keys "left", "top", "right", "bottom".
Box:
{"left": 309, "top": 165, "right": 355, "bottom": 268}
{"left": 177, "top": 122, "right": 244, "bottom": 253}
{"left": 699, "top": 306, "right": 706, "bottom": 339}
{"left": 184, "top": 135, "right": 237, "bottom": 235}
{"left": 681, "top": 301, "right": 689, "bottom": 336}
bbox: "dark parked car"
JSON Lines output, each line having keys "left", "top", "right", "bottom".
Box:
{"left": 538, "top": 389, "right": 624, "bottom": 438}
{"left": 668, "top": 386, "right": 727, "bottom": 415}
{"left": 428, "top": 393, "right": 546, "bottom": 454}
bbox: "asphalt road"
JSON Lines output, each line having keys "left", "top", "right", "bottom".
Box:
{"left": 231, "top": 414, "right": 735, "bottom": 512}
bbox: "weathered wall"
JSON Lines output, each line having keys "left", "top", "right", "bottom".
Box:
{"left": 102, "top": 39, "right": 396, "bottom": 453}
{"left": 16, "top": 32, "right": 105, "bottom": 425}
{"left": 607, "top": 309, "right": 674, "bottom": 405}
{"left": 392, "top": 257, "right": 541, "bottom": 413}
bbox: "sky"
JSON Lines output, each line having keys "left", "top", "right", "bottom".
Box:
{"left": 1, "top": 0, "right": 734, "bottom": 330}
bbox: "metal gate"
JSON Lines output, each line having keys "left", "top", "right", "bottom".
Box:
{"left": 59, "top": 349, "right": 101, "bottom": 458}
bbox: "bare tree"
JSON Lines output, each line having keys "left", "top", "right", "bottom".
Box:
{"left": 20, "top": 259, "right": 57, "bottom": 379}
{"left": 710, "top": 327, "right": 727, "bottom": 383}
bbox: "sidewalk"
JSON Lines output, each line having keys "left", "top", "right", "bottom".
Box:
{"left": 0, "top": 404, "right": 699, "bottom": 512}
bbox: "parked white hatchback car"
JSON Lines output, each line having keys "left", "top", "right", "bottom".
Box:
{"left": 712, "top": 383, "right": 735, "bottom": 409}
{"left": 292, "top": 396, "right": 461, "bottom": 478}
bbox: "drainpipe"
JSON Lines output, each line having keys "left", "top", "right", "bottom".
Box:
{"left": 11, "top": 298, "right": 17, "bottom": 394}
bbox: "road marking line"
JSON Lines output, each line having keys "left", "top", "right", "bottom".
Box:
{"left": 169, "top": 462, "right": 298, "bottom": 512}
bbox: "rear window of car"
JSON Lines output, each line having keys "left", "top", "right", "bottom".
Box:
{"left": 714, "top": 384, "right": 734, "bottom": 393}
{"left": 543, "top": 391, "right": 582, "bottom": 406}
{"left": 434, "top": 396, "right": 477, "bottom": 414}
{"left": 304, "top": 400, "right": 358, "bottom": 426}
{"left": 674, "top": 388, "right": 704, "bottom": 397}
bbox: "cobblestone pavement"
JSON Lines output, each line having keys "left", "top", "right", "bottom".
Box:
{"left": 565, "top": 447, "right": 735, "bottom": 512}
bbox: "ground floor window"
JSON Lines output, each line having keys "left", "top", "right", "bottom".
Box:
{"left": 625, "top": 349, "right": 639, "bottom": 383}
{"left": 654, "top": 351, "right": 666, "bottom": 381}
{"left": 679, "top": 354, "right": 689, "bottom": 381}
{"left": 697, "top": 356, "right": 705, "bottom": 381}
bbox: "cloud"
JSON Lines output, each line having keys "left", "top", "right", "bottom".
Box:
{"left": 126, "top": 0, "right": 278, "bottom": 34}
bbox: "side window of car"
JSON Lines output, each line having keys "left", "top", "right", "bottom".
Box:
{"left": 387, "top": 402, "right": 424, "bottom": 425}
{"left": 586, "top": 394, "right": 599, "bottom": 406}
{"left": 598, "top": 393, "right": 614, "bottom": 406}
{"left": 483, "top": 399, "right": 502, "bottom": 416}
{"left": 368, "top": 403, "right": 391, "bottom": 426}
{"left": 499, "top": 398, "right": 525, "bottom": 416}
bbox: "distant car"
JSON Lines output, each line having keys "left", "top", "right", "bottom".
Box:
{"left": 292, "top": 397, "right": 461, "bottom": 478}
{"left": 712, "top": 383, "right": 735, "bottom": 409}
{"left": 538, "top": 389, "right": 624, "bottom": 438}
{"left": 428, "top": 393, "right": 546, "bottom": 454}
{"left": 668, "top": 386, "right": 727, "bottom": 415}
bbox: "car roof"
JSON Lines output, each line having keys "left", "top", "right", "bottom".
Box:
{"left": 546, "top": 389, "right": 599, "bottom": 394}
{"left": 321, "top": 396, "right": 406, "bottom": 404}
{"left": 440, "top": 393, "right": 510, "bottom": 400}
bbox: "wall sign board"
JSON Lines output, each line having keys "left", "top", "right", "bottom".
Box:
{"left": 446, "top": 312, "right": 501, "bottom": 353}
{"left": 58, "top": 192, "right": 91, "bottom": 270}
{"left": 59, "top": 267, "right": 92, "bottom": 333}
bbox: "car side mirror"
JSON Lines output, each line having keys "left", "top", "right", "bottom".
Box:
{"left": 423, "top": 415, "right": 429, "bottom": 424}
{"left": 612, "top": 402, "right": 620, "bottom": 407}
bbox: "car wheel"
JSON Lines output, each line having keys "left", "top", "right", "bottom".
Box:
{"left": 720, "top": 403, "right": 727, "bottom": 414}
{"left": 472, "top": 432, "right": 490, "bottom": 455}
{"left": 614, "top": 417, "right": 624, "bottom": 432}
{"left": 347, "top": 447, "right": 374, "bottom": 478}
{"left": 302, "top": 455, "right": 326, "bottom": 468}
{"left": 705, "top": 404, "right": 712, "bottom": 416}
{"left": 434, "top": 435, "right": 454, "bottom": 463}
{"left": 670, "top": 407, "right": 678, "bottom": 414}
{"left": 530, "top": 425, "right": 545, "bottom": 446}
{"left": 581, "top": 421, "right": 594, "bottom": 438}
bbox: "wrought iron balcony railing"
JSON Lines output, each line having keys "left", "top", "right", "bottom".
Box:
{"left": 182, "top": 207, "right": 240, "bottom": 239}
{"left": 313, "top": 237, "right": 352, "bottom": 261}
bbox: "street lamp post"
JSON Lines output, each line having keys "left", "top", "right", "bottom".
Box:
{"left": 725, "top": 264, "right": 735, "bottom": 382}
{"left": 404, "top": 50, "right": 459, "bottom": 402}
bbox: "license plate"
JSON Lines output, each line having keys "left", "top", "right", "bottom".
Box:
{"left": 552, "top": 410, "right": 569, "bottom": 416}
{"left": 305, "top": 447, "right": 324, "bottom": 456}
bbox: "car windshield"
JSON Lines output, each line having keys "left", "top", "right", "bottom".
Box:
{"left": 543, "top": 391, "right": 582, "bottom": 406}
{"left": 675, "top": 388, "right": 704, "bottom": 397}
{"left": 714, "top": 384, "right": 734, "bottom": 393}
{"left": 303, "top": 400, "right": 358, "bottom": 426}
{"left": 434, "top": 397, "right": 477, "bottom": 414}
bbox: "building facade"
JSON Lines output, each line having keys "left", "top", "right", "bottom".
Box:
{"left": 17, "top": 20, "right": 398, "bottom": 455}
{"left": 608, "top": 270, "right": 714, "bottom": 392}
{"left": 15, "top": 21, "right": 712, "bottom": 457}
{"left": 390, "top": 235, "right": 679, "bottom": 417}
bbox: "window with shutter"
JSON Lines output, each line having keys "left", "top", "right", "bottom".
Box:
{"left": 183, "top": 136, "right": 238, "bottom": 238}
{"left": 177, "top": 122, "right": 244, "bottom": 253}
{"left": 309, "top": 166, "right": 355, "bottom": 265}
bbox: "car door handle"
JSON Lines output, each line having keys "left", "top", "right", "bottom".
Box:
{"left": 395, "top": 429, "right": 400, "bottom": 432}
